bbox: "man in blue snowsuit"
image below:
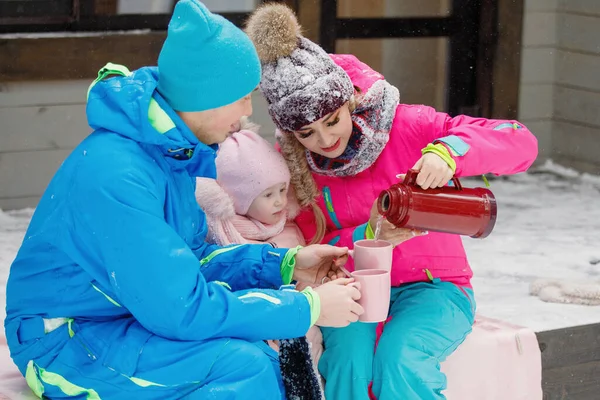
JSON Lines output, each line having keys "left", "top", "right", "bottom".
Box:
{"left": 4, "top": 1, "right": 363, "bottom": 399}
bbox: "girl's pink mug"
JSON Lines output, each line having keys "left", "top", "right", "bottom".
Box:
{"left": 351, "top": 269, "right": 391, "bottom": 322}
{"left": 348, "top": 239, "right": 393, "bottom": 272}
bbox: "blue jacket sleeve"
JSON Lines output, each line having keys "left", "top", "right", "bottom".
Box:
{"left": 196, "top": 242, "right": 290, "bottom": 291}
{"left": 65, "top": 163, "right": 311, "bottom": 342}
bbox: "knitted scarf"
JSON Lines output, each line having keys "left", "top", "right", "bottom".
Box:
{"left": 279, "top": 337, "right": 325, "bottom": 399}
{"left": 228, "top": 213, "right": 287, "bottom": 243}
{"left": 307, "top": 79, "right": 400, "bottom": 177}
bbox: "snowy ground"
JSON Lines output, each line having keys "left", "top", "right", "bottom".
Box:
{"left": 0, "top": 160, "right": 599, "bottom": 333}
{"left": 464, "top": 161, "right": 600, "bottom": 331}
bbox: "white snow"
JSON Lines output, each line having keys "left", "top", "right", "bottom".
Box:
{"left": 0, "top": 160, "right": 598, "bottom": 334}
{"left": 0, "top": 208, "right": 36, "bottom": 400}
{"left": 463, "top": 160, "right": 600, "bottom": 331}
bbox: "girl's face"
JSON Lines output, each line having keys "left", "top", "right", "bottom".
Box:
{"left": 292, "top": 103, "right": 353, "bottom": 158}
{"left": 246, "top": 182, "right": 289, "bottom": 225}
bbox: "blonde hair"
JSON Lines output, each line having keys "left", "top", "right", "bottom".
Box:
{"left": 278, "top": 94, "right": 361, "bottom": 244}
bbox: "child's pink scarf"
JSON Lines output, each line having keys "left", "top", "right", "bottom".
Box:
{"left": 227, "top": 213, "right": 287, "bottom": 244}
{"left": 196, "top": 177, "right": 298, "bottom": 246}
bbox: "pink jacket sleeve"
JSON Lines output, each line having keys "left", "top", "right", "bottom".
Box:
{"left": 422, "top": 108, "right": 539, "bottom": 176}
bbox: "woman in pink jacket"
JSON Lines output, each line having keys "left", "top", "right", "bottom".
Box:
{"left": 246, "top": 4, "right": 538, "bottom": 400}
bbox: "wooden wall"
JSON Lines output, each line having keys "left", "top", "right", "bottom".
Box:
{"left": 519, "top": 0, "right": 600, "bottom": 173}
{"left": 0, "top": 80, "right": 90, "bottom": 209}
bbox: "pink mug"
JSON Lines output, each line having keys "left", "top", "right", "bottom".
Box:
{"left": 349, "top": 239, "right": 393, "bottom": 272}
{"left": 351, "top": 269, "right": 391, "bottom": 322}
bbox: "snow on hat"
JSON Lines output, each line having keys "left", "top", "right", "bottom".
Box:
{"left": 245, "top": 4, "right": 354, "bottom": 132}
{"left": 157, "top": 0, "right": 261, "bottom": 112}
{"left": 216, "top": 130, "right": 291, "bottom": 215}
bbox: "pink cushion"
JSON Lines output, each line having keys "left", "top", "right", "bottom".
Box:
{"left": 441, "top": 315, "right": 543, "bottom": 400}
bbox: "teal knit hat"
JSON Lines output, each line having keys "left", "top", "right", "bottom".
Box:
{"left": 157, "top": 0, "right": 261, "bottom": 112}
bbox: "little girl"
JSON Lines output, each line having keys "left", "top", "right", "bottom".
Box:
{"left": 196, "top": 121, "right": 304, "bottom": 250}
{"left": 195, "top": 123, "right": 324, "bottom": 399}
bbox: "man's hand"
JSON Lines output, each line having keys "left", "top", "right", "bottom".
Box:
{"left": 293, "top": 245, "right": 349, "bottom": 284}
{"left": 313, "top": 278, "right": 363, "bottom": 327}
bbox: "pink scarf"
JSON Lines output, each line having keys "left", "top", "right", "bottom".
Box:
{"left": 209, "top": 212, "right": 288, "bottom": 246}
{"left": 230, "top": 213, "right": 288, "bottom": 242}
{"left": 196, "top": 177, "right": 299, "bottom": 247}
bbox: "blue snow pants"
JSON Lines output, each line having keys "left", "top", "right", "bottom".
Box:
{"left": 318, "top": 280, "right": 476, "bottom": 400}
{"left": 5, "top": 317, "right": 285, "bottom": 399}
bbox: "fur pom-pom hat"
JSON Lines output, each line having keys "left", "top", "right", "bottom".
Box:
{"left": 245, "top": 3, "right": 354, "bottom": 132}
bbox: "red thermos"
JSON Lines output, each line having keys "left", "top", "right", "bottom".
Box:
{"left": 376, "top": 169, "right": 497, "bottom": 238}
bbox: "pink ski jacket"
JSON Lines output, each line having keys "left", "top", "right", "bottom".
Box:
{"left": 295, "top": 54, "right": 538, "bottom": 288}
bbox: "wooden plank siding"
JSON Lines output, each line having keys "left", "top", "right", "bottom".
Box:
{"left": 0, "top": 32, "right": 166, "bottom": 82}
{"left": 537, "top": 323, "right": 600, "bottom": 400}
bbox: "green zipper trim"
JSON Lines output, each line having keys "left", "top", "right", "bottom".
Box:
{"left": 322, "top": 187, "right": 343, "bottom": 229}
{"left": 67, "top": 318, "right": 75, "bottom": 338}
{"left": 424, "top": 269, "right": 434, "bottom": 281}
{"left": 200, "top": 245, "right": 243, "bottom": 266}
{"left": 482, "top": 175, "right": 490, "bottom": 187}
{"left": 91, "top": 282, "right": 122, "bottom": 307}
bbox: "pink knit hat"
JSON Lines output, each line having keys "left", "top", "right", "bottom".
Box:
{"left": 216, "top": 130, "right": 291, "bottom": 215}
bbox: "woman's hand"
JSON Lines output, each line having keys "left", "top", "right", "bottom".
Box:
{"left": 293, "top": 245, "right": 349, "bottom": 284}
{"left": 313, "top": 278, "right": 363, "bottom": 327}
{"left": 410, "top": 152, "right": 454, "bottom": 189}
{"left": 368, "top": 200, "right": 427, "bottom": 247}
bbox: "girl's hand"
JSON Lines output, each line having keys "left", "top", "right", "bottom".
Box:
{"left": 368, "top": 200, "right": 427, "bottom": 247}
{"left": 410, "top": 152, "right": 454, "bottom": 189}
